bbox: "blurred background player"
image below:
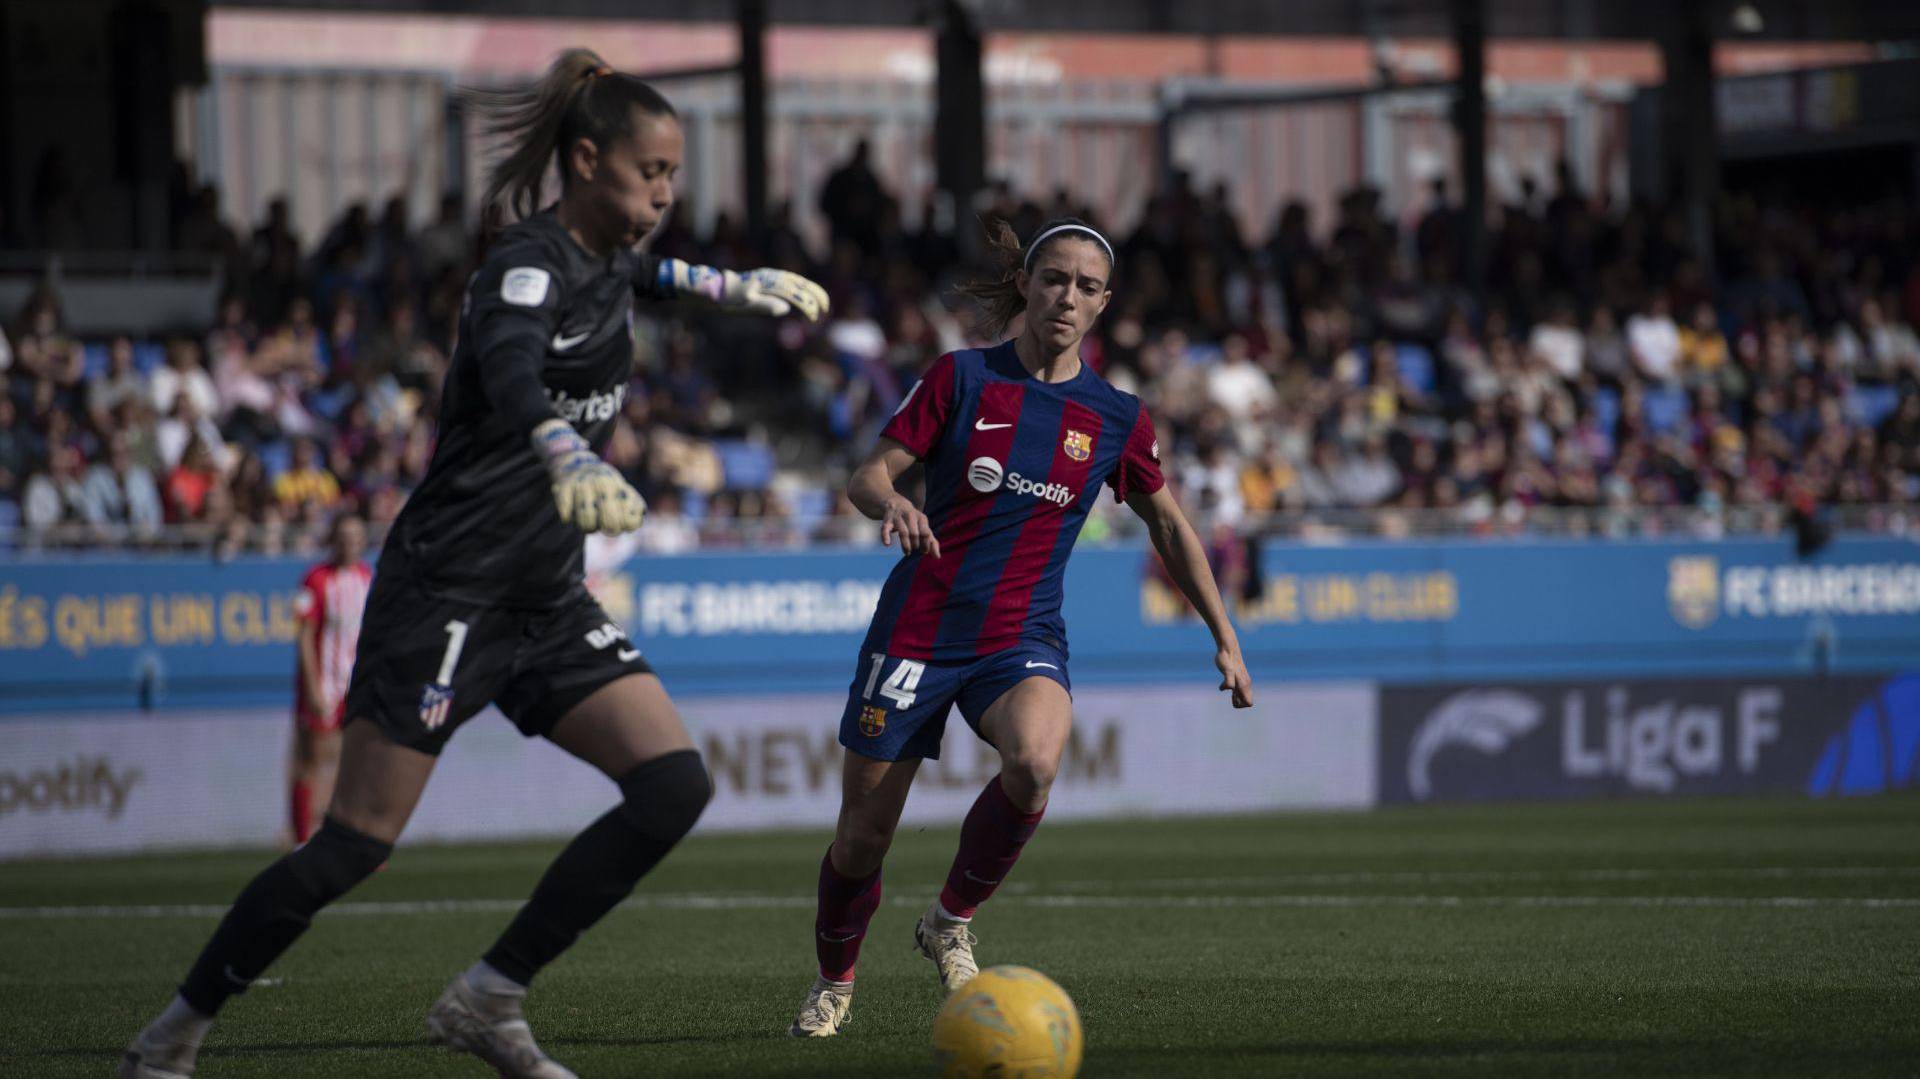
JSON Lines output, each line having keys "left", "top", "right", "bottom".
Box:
{"left": 288, "top": 512, "right": 371, "bottom": 845}
{"left": 120, "top": 49, "right": 828, "bottom": 1079}
{"left": 790, "top": 218, "right": 1253, "bottom": 1037}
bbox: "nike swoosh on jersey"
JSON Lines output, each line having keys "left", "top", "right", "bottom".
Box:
{"left": 974, "top": 419, "right": 1013, "bottom": 430}
{"left": 617, "top": 648, "right": 641, "bottom": 662}
{"left": 1024, "top": 661, "right": 1058, "bottom": 670}
{"left": 551, "top": 330, "right": 592, "bottom": 351}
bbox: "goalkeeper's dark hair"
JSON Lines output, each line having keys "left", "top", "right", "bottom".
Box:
{"left": 465, "top": 49, "right": 677, "bottom": 237}
{"left": 955, "top": 216, "right": 1113, "bottom": 338}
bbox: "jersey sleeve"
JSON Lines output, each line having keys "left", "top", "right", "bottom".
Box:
{"left": 1106, "top": 401, "right": 1166, "bottom": 503}
{"left": 631, "top": 251, "right": 664, "bottom": 301}
{"left": 879, "top": 352, "right": 959, "bottom": 459}
{"left": 293, "top": 567, "right": 324, "bottom": 626}
{"left": 468, "top": 235, "right": 565, "bottom": 438}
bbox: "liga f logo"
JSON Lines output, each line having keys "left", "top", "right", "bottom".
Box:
{"left": 1062, "top": 429, "right": 1093, "bottom": 462}
{"left": 1668, "top": 555, "right": 1720, "bottom": 630}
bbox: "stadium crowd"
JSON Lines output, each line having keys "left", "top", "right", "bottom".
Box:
{"left": 4, "top": 147, "right": 1918, "bottom": 554}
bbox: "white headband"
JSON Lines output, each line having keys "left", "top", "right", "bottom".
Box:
{"left": 1022, "top": 223, "right": 1115, "bottom": 270}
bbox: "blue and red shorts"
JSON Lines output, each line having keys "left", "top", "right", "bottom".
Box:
{"left": 837, "top": 640, "right": 1072, "bottom": 761}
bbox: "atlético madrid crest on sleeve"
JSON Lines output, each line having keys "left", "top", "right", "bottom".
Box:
{"left": 1063, "top": 430, "right": 1093, "bottom": 462}
{"left": 419, "top": 682, "right": 455, "bottom": 730}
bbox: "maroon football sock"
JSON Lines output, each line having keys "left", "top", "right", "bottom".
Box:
{"left": 815, "top": 847, "right": 883, "bottom": 983}
{"left": 938, "top": 774, "right": 1047, "bottom": 920}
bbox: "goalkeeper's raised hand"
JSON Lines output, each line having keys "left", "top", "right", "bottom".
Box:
{"left": 656, "top": 259, "right": 831, "bottom": 322}
{"left": 532, "top": 418, "right": 646, "bottom": 535}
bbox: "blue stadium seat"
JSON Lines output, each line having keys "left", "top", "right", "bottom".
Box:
{"left": 1394, "top": 344, "right": 1436, "bottom": 395}
{"left": 132, "top": 341, "right": 166, "bottom": 374}
{"left": 791, "top": 487, "right": 832, "bottom": 531}
{"left": 1592, "top": 387, "right": 1621, "bottom": 432}
{"left": 258, "top": 440, "right": 293, "bottom": 479}
{"left": 82, "top": 343, "right": 110, "bottom": 380}
{"left": 715, "top": 440, "right": 776, "bottom": 491}
{"left": 1847, "top": 385, "right": 1900, "bottom": 429}
{"left": 1642, "top": 387, "right": 1687, "bottom": 434}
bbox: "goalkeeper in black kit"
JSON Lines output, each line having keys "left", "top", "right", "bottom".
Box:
{"left": 121, "top": 49, "right": 828, "bottom": 1079}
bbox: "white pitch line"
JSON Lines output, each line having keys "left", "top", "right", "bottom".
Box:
{"left": 1016, "top": 894, "right": 1920, "bottom": 910}
{"left": 1007, "top": 865, "right": 1920, "bottom": 893}
{"left": 3, "top": 891, "right": 1917, "bottom": 920}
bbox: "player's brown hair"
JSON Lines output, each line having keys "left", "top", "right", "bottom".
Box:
{"left": 465, "top": 48, "right": 678, "bottom": 236}
{"left": 955, "top": 216, "right": 1113, "bottom": 338}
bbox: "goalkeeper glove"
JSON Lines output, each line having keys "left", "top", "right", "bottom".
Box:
{"left": 531, "top": 418, "right": 647, "bottom": 535}
{"left": 657, "top": 260, "right": 831, "bottom": 322}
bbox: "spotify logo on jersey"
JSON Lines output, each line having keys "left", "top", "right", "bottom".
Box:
{"left": 966, "top": 456, "right": 1074, "bottom": 506}
{"left": 968, "top": 457, "right": 1005, "bottom": 492}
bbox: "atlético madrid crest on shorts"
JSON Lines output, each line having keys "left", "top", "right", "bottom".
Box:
{"left": 1063, "top": 429, "right": 1093, "bottom": 461}
{"left": 858, "top": 705, "right": 887, "bottom": 738}
{"left": 419, "top": 683, "right": 454, "bottom": 730}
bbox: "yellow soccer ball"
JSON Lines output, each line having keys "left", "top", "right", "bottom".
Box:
{"left": 931, "top": 965, "right": 1083, "bottom": 1078}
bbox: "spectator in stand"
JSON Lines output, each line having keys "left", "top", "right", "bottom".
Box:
{"left": 818, "top": 139, "right": 887, "bottom": 258}
{"left": 1626, "top": 293, "right": 1683, "bottom": 385}
{"left": 273, "top": 437, "right": 341, "bottom": 513}
{"left": 81, "top": 433, "right": 164, "bottom": 541}
{"left": 164, "top": 436, "right": 222, "bottom": 523}
{"left": 23, "top": 446, "right": 89, "bottom": 536}
{"left": 156, "top": 393, "right": 231, "bottom": 473}
{"left": 1527, "top": 298, "right": 1585, "bottom": 382}
{"left": 1205, "top": 332, "right": 1278, "bottom": 431}
{"left": 1678, "top": 301, "right": 1729, "bottom": 383}
{"left": 151, "top": 338, "right": 220, "bottom": 420}
{"left": 87, "top": 336, "right": 149, "bottom": 435}
{"left": 0, "top": 397, "right": 30, "bottom": 499}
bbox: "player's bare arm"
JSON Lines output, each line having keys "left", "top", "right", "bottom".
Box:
{"left": 294, "top": 616, "right": 329, "bottom": 719}
{"left": 849, "top": 437, "right": 941, "bottom": 558}
{"left": 1126, "top": 485, "right": 1253, "bottom": 708}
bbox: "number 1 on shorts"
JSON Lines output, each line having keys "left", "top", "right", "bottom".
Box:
{"left": 436, "top": 620, "right": 470, "bottom": 685}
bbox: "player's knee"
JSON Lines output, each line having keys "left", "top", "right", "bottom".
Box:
{"left": 616, "top": 748, "right": 711, "bottom": 845}
{"left": 835, "top": 813, "right": 896, "bottom": 870}
{"left": 1000, "top": 752, "right": 1058, "bottom": 805}
{"left": 286, "top": 816, "right": 392, "bottom": 901}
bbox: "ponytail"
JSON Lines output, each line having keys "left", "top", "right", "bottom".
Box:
{"left": 953, "top": 218, "right": 1028, "bottom": 338}
{"left": 464, "top": 48, "right": 678, "bottom": 237}
{"left": 954, "top": 215, "right": 1114, "bottom": 338}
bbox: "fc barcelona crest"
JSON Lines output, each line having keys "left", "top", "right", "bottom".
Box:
{"left": 1667, "top": 556, "right": 1720, "bottom": 630}
{"left": 858, "top": 705, "right": 888, "bottom": 738}
{"left": 1062, "top": 430, "right": 1093, "bottom": 462}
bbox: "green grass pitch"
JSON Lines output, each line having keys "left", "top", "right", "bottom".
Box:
{"left": 4, "top": 795, "right": 1918, "bottom": 1077}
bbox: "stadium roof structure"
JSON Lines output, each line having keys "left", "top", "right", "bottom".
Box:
{"left": 213, "top": 0, "right": 1920, "bottom": 42}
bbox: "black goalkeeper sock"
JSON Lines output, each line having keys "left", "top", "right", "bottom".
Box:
{"left": 483, "top": 749, "right": 710, "bottom": 985}
{"left": 178, "top": 817, "right": 391, "bottom": 1015}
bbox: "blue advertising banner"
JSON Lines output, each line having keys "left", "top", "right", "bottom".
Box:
{"left": 1374, "top": 672, "right": 1920, "bottom": 803}
{"left": 2, "top": 535, "right": 1917, "bottom": 713}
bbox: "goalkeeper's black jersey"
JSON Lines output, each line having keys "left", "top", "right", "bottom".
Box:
{"left": 378, "top": 210, "right": 660, "bottom": 608}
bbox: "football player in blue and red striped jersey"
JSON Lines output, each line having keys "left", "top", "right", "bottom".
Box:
{"left": 790, "top": 217, "right": 1253, "bottom": 1037}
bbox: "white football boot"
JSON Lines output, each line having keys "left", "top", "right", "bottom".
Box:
{"left": 119, "top": 997, "right": 210, "bottom": 1079}
{"left": 118, "top": 1033, "right": 197, "bottom": 1079}
{"left": 788, "top": 975, "right": 855, "bottom": 1037}
{"left": 913, "top": 906, "right": 980, "bottom": 994}
{"left": 425, "top": 969, "right": 577, "bottom": 1079}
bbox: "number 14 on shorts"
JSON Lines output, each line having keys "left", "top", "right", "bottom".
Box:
{"left": 863, "top": 653, "right": 925, "bottom": 710}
